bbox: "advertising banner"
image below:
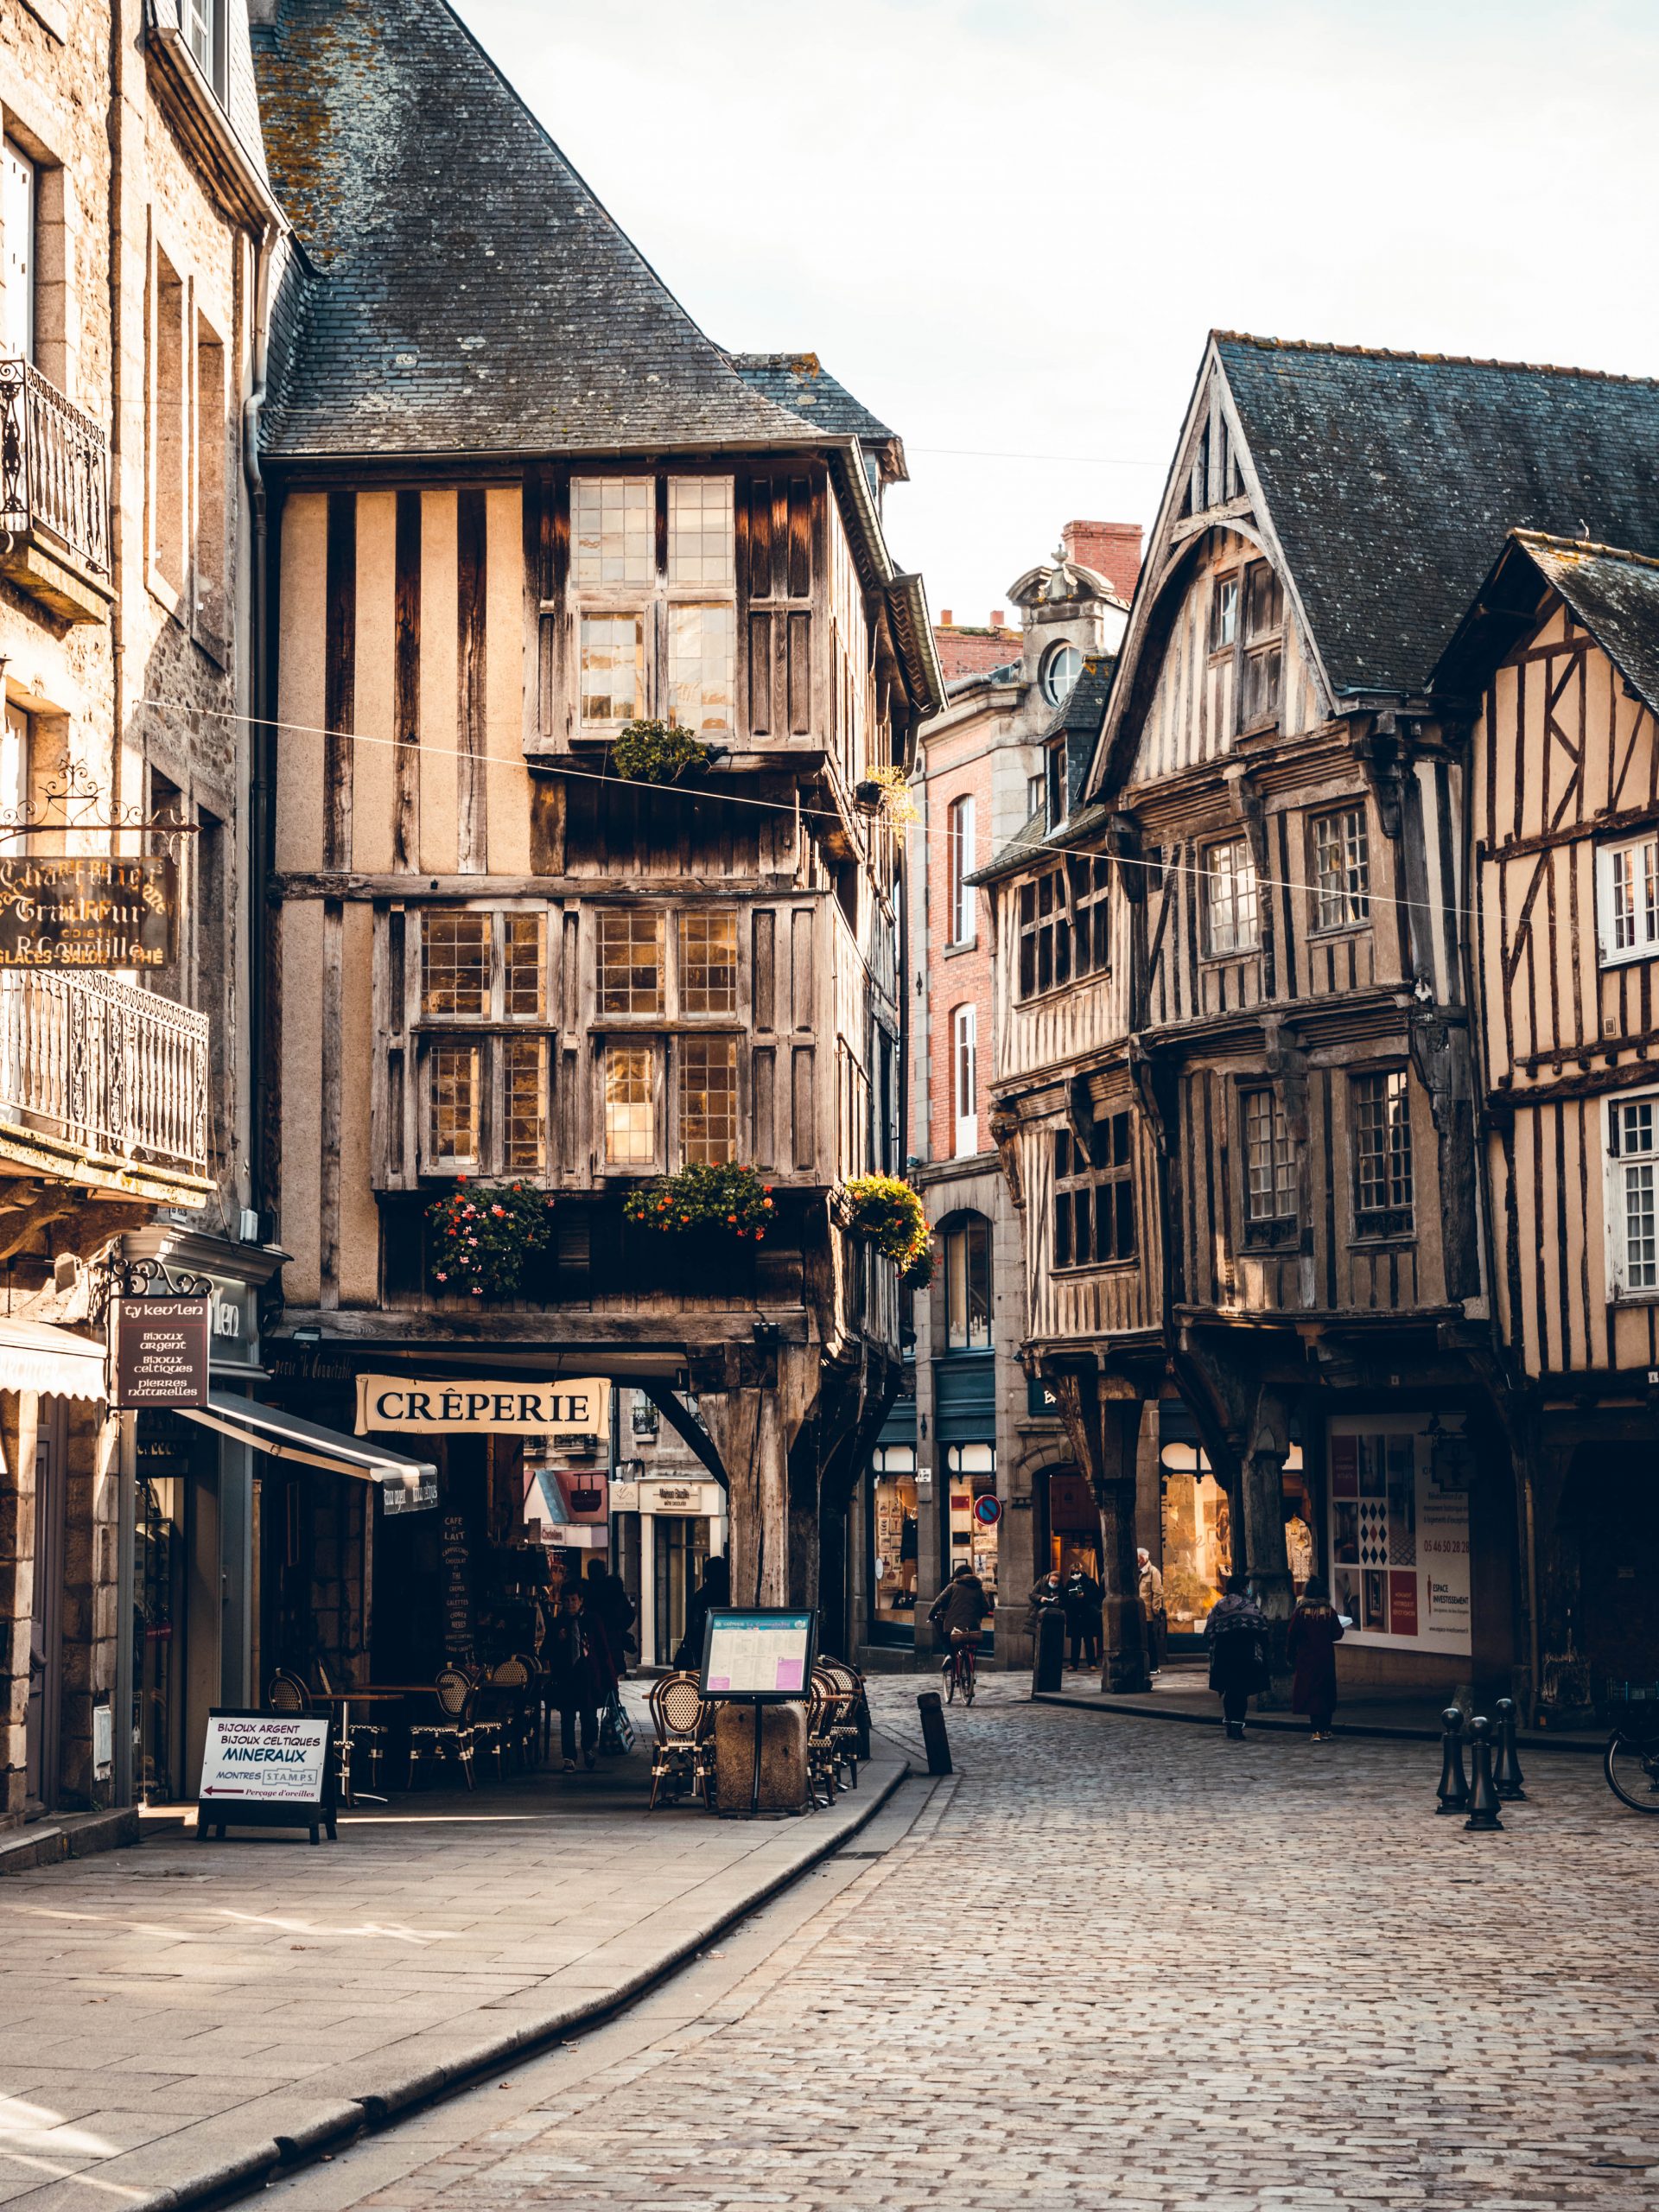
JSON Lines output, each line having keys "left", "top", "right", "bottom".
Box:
{"left": 199, "top": 1712, "right": 330, "bottom": 1804}
{"left": 1328, "top": 1416, "right": 1471, "bottom": 1656}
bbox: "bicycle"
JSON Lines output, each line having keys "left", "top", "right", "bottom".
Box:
{"left": 944, "top": 1630, "right": 978, "bottom": 1707}
{"left": 1605, "top": 1683, "right": 1659, "bottom": 1813}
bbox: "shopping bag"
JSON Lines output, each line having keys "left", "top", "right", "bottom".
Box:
{"left": 600, "top": 1694, "right": 635, "bottom": 1755}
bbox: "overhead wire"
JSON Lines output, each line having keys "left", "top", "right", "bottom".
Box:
{"left": 134, "top": 694, "right": 1471, "bottom": 928}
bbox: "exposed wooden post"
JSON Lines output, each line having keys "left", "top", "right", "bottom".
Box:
{"left": 1240, "top": 1390, "right": 1294, "bottom": 1702}
{"left": 695, "top": 1345, "right": 815, "bottom": 1611}
{"left": 0, "top": 1389, "right": 41, "bottom": 1825}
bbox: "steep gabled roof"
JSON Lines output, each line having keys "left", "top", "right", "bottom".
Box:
{"left": 727, "top": 354, "right": 907, "bottom": 481}
{"left": 251, "top": 0, "right": 824, "bottom": 460}
{"left": 1435, "top": 532, "right": 1659, "bottom": 719}
{"left": 1216, "top": 334, "right": 1659, "bottom": 700}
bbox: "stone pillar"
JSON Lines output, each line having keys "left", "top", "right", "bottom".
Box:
{"left": 1097, "top": 1397, "right": 1149, "bottom": 1694}
{"left": 0, "top": 1391, "right": 41, "bottom": 1825}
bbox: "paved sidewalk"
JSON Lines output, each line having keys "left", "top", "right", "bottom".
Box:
{"left": 0, "top": 1693, "right": 907, "bottom": 2212}
{"left": 1038, "top": 1656, "right": 1610, "bottom": 1750}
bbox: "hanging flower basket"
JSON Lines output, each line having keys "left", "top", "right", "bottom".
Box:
{"left": 623, "top": 1160, "right": 775, "bottom": 1242}
{"left": 841, "top": 1173, "right": 931, "bottom": 1280}
{"left": 612, "top": 719, "right": 715, "bottom": 785}
{"left": 427, "top": 1179, "right": 556, "bottom": 1299}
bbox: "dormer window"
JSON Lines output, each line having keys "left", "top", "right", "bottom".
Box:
{"left": 183, "top": 0, "right": 224, "bottom": 99}
{"left": 1210, "top": 559, "right": 1284, "bottom": 733}
{"left": 1041, "top": 641, "right": 1082, "bottom": 706}
{"left": 1044, "top": 740, "right": 1067, "bottom": 830}
{"left": 572, "top": 474, "right": 735, "bottom": 736}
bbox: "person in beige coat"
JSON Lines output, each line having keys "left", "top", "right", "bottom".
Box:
{"left": 1137, "top": 1548, "right": 1167, "bottom": 1675}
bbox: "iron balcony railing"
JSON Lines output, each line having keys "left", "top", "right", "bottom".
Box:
{"left": 0, "top": 970, "right": 208, "bottom": 1178}
{"left": 0, "top": 358, "right": 111, "bottom": 578}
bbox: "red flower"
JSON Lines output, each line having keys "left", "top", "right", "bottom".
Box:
{"left": 754, "top": 1231, "right": 765, "bottom": 1242}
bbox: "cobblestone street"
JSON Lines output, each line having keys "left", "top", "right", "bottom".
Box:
{"left": 258, "top": 1681, "right": 1659, "bottom": 2212}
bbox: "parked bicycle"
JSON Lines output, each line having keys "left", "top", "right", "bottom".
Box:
{"left": 1605, "top": 1683, "right": 1659, "bottom": 1813}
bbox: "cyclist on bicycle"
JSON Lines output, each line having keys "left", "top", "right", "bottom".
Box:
{"left": 928, "top": 1562, "right": 991, "bottom": 1682}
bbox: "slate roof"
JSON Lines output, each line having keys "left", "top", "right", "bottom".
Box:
{"left": 728, "top": 355, "right": 906, "bottom": 480}
{"left": 1437, "top": 532, "right": 1659, "bottom": 719}
{"left": 969, "top": 802, "right": 1114, "bottom": 889}
{"left": 1217, "top": 334, "right": 1659, "bottom": 699}
{"left": 251, "top": 0, "right": 826, "bottom": 459}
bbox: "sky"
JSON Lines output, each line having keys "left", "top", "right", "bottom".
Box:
{"left": 451, "top": 0, "right": 1659, "bottom": 627}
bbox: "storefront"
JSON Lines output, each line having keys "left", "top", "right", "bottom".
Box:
{"left": 1326, "top": 1412, "right": 1471, "bottom": 1662}
{"left": 1046, "top": 1467, "right": 1098, "bottom": 1580}
{"left": 610, "top": 1471, "right": 726, "bottom": 1666}
{"left": 871, "top": 1442, "right": 920, "bottom": 1634}
{"left": 1156, "top": 1405, "right": 1310, "bottom": 1643}
{"left": 947, "top": 1443, "right": 998, "bottom": 1607}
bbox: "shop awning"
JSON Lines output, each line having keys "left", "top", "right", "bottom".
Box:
{"left": 178, "top": 1394, "right": 438, "bottom": 1509}
{"left": 0, "top": 1319, "right": 108, "bottom": 1402}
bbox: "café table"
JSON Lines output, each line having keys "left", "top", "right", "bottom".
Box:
{"left": 314, "top": 1687, "right": 423, "bottom": 1804}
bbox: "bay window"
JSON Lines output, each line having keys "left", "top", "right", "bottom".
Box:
{"left": 1598, "top": 833, "right": 1659, "bottom": 963}
{"left": 571, "top": 472, "right": 735, "bottom": 735}
{"left": 1053, "top": 1110, "right": 1135, "bottom": 1268}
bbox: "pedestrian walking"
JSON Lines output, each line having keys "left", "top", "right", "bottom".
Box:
{"left": 547, "top": 1583, "right": 607, "bottom": 1771}
{"left": 1287, "top": 1573, "right": 1345, "bottom": 1741}
{"left": 673, "top": 1553, "right": 731, "bottom": 1669}
{"left": 1062, "top": 1563, "right": 1103, "bottom": 1669}
{"left": 1205, "top": 1575, "right": 1268, "bottom": 1739}
{"left": 583, "top": 1558, "right": 637, "bottom": 1679}
{"left": 1137, "top": 1547, "right": 1167, "bottom": 1675}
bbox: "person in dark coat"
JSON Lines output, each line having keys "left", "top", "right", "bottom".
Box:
{"left": 547, "top": 1584, "right": 606, "bottom": 1771}
{"left": 1287, "top": 1573, "right": 1345, "bottom": 1741}
{"left": 674, "top": 1554, "right": 731, "bottom": 1670}
{"left": 1205, "top": 1575, "right": 1268, "bottom": 1739}
{"left": 1062, "top": 1565, "right": 1103, "bottom": 1670}
{"left": 583, "top": 1558, "right": 637, "bottom": 1679}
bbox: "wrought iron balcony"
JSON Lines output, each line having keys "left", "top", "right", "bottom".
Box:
{"left": 0, "top": 359, "right": 111, "bottom": 620}
{"left": 0, "top": 970, "right": 209, "bottom": 1185}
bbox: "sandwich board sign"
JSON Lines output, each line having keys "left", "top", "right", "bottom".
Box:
{"left": 196, "top": 1709, "right": 336, "bottom": 1844}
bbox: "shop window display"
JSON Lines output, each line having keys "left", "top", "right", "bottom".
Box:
{"left": 948, "top": 1443, "right": 998, "bottom": 1605}
{"left": 872, "top": 1445, "right": 919, "bottom": 1630}
{"left": 1047, "top": 1466, "right": 1100, "bottom": 1578}
{"left": 1327, "top": 1415, "right": 1471, "bottom": 1656}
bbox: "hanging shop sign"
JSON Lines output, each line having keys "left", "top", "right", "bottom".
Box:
{"left": 196, "top": 1708, "right": 336, "bottom": 1844}
{"left": 112, "top": 1297, "right": 209, "bottom": 1409}
{"left": 355, "top": 1374, "right": 610, "bottom": 1439}
{"left": 0, "top": 855, "right": 176, "bottom": 969}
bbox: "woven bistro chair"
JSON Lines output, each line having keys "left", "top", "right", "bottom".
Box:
{"left": 804, "top": 1675, "right": 843, "bottom": 1810}
{"left": 267, "top": 1669, "right": 311, "bottom": 1713}
{"left": 484, "top": 1656, "right": 537, "bottom": 1772}
{"left": 406, "top": 1666, "right": 477, "bottom": 1790}
{"left": 817, "top": 1658, "right": 863, "bottom": 1790}
{"left": 646, "top": 1672, "right": 711, "bottom": 1810}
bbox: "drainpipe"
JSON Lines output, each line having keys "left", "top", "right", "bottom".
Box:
{"left": 242, "top": 223, "right": 276, "bottom": 1219}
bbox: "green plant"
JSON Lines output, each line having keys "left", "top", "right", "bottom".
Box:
{"left": 842, "top": 1173, "right": 930, "bottom": 1278}
{"left": 612, "top": 719, "right": 714, "bottom": 785}
{"left": 623, "top": 1160, "right": 775, "bottom": 1241}
{"left": 428, "top": 1179, "right": 556, "bottom": 1298}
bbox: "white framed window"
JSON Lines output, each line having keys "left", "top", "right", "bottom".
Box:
{"left": 579, "top": 613, "right": 644, "bottom": 728}
{"left": 1597, "top": 834, "right": 1659, "bottom": 965}
{"left": 1351, "top": 1068, "right": 1414, "bottom": 1237}
{"left": 3, "top": 139, "right": 36, "bottom": 363}
{"left": 1608, "top": 1096, "right": 1659, "bottom": 1296}
{"left": 1041, "top": 642, "right": 1082, "bottom": 706}
{"left": 1243, "top": 1086, "right": 1296, "bottom": 1227}
{"left": 946, "top": 794, "right": 976, "bottom": 946}
{"left": 1313, "top": 805, "right": 1370, "bottom": 931}
{"left": 1203, "top": 836, "right": 1259, "bottom": 956}
{"left": 184, "top": 0, "right": 222, "bottom": 91}
{"left": 668, "top": 477, "right": 734, "bottom": 586}
{"left": 951, "top": 1003, "right": 977, "bottom": 1157}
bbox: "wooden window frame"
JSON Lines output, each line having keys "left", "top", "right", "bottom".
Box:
{"left": 1350, "top": 1066, "right": 1414, "bottom": 1243}
{"left": 1606, "top": 1093, "right": 1659, "bottom": 1301}
{"left": 569, "top": 472, "right": 737, "bottom": 738}
{"left": 1052, "top": 1109, "right": 1136, "bottom": 1273}
{"left": 1239, "top": 1084, "right": 1298, "bottom": 1248}
{"left": 410, "top": 907, "right": 555, "bottom": 1180}
{"left": 1202, "top": 836, "right": 1259, "bottom": 958}
{"left": 1310, "top": 804, "right": 1372, "bottom": 934}
{"left": 1210, "top": 557, "right": 1284, "bottom": 734}
{"left": 1016, "top": 859, "right": 1110, "bottom": 1002}
{"left": 1595, "top": 832, "right": 1659, "bottom": 967}
{"left": 945, "top": 793, "right": 976, "bottom": 949}
{"left": 943, "top": 1214, "right": 992, "bottom": 1351}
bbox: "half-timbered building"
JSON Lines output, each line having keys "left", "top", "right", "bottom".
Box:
{"left": 1437, "top": 531, "right": 1659, "bottom": 1708}
{"left": 982, "top": 334, "right": 1659, "bottom": 1706}
{"left": 249, "top": 0, "right": 938, "bottom": 1677}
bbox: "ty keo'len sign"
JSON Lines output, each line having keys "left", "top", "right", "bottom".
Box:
{"left": 0, "top": 855, "right": 176, "bottom": 969}
{"left": 113, "top": 1297, "right": 208, "bottom": 1408}
{"left": 356, "top": 1374, "right": 610, "bottom": 1438}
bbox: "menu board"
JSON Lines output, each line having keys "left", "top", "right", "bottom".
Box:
{"left": 700, "top": 1609, "right": 816, "bottom": 1701}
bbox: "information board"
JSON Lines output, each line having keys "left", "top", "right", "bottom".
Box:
{"left": 699, "top": 1609, "right": 816, "bottom": 1702}
{"left": 196, "top": 1709, "right": 336, "bottom": 1843}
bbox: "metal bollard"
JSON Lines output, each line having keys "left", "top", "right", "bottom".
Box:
{"left": 1434, "top": 1706, "right": 1470, "bottom": 1815}
{"left": 1491, "top": 1697, "right": 1528, "bottom": 1802}
{"left": 916, "top": 1691, "right": 952, "bottom": 1777}
{"left": 1463, "top": 1715, "right": 1504, "bottom": 1832}
{"left": 1032, "top": 1604, "right": 1065, "bottom": 1694}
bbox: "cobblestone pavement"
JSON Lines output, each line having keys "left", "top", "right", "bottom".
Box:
{"left": 268, "top": 1675, "right": 1659, "bottom": 2212}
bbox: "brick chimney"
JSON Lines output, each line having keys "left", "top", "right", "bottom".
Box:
{"left": 1061, "top": 520, "right": 1143, "bottom": 603}
{"left": 939, "top": 608, "right": 953, "bottom": 626}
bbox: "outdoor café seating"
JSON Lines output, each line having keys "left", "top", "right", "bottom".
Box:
{"left": 406, "top": 1665, "right": 479, "bottom": 1789}
{"left": 646, "top": 1670, "right": 715, "bottom": 1809}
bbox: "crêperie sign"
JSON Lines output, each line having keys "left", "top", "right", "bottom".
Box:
{"left": 355, "top": 1374, "right": 610, "bottom": 1438}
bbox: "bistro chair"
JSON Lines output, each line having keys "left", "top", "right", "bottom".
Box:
{"left": 406, "top": 1666, "right": 477, "bottom": 1791}
{"left": 485, "top": 1656, "right": 539, "bottom": 1770}
{"left": 316, "top": 1656, "right": 388, "bottom": 1799}
{"left": 805, "top": 1675, "right": 844, "bottom": 1809}
{"left": 267, "top": 1669, "right": 311, "bottom": 1713}
{"left": 646, "top": 1672, "right": 713, "bottom": 1811}
{"left": 463, "top": 1665, "right": 512, "bottom": 1780}
{"left": 817, "top": 1658, "right": 863, "bottom": 1790}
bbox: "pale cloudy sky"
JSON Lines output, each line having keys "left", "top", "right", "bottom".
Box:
{"left": 452, "top": 0, "right": 1659, "bottom": 626}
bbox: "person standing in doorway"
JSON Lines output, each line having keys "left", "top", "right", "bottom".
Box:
{"left": 584, "top": 1557, "right": 637, "bottom": 1679}
{"left": 1205, "top": 1575, "right": 1268, "bottom": 1739}
{"left": 1062, "top": 1562, "right": 1103, "bottom": 1670}
{"left": 674, "top": 1553, "right": 730, "bottom": 1670}
{"left": 1137, "top": 1547, "right": 1167, "bottom": 1676}
{"left": 548, "top": 1583, "right": 603, "bottom": 1771}
{"left": 1287, "top": 1573, "right": 1344, "bottom": 1741}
